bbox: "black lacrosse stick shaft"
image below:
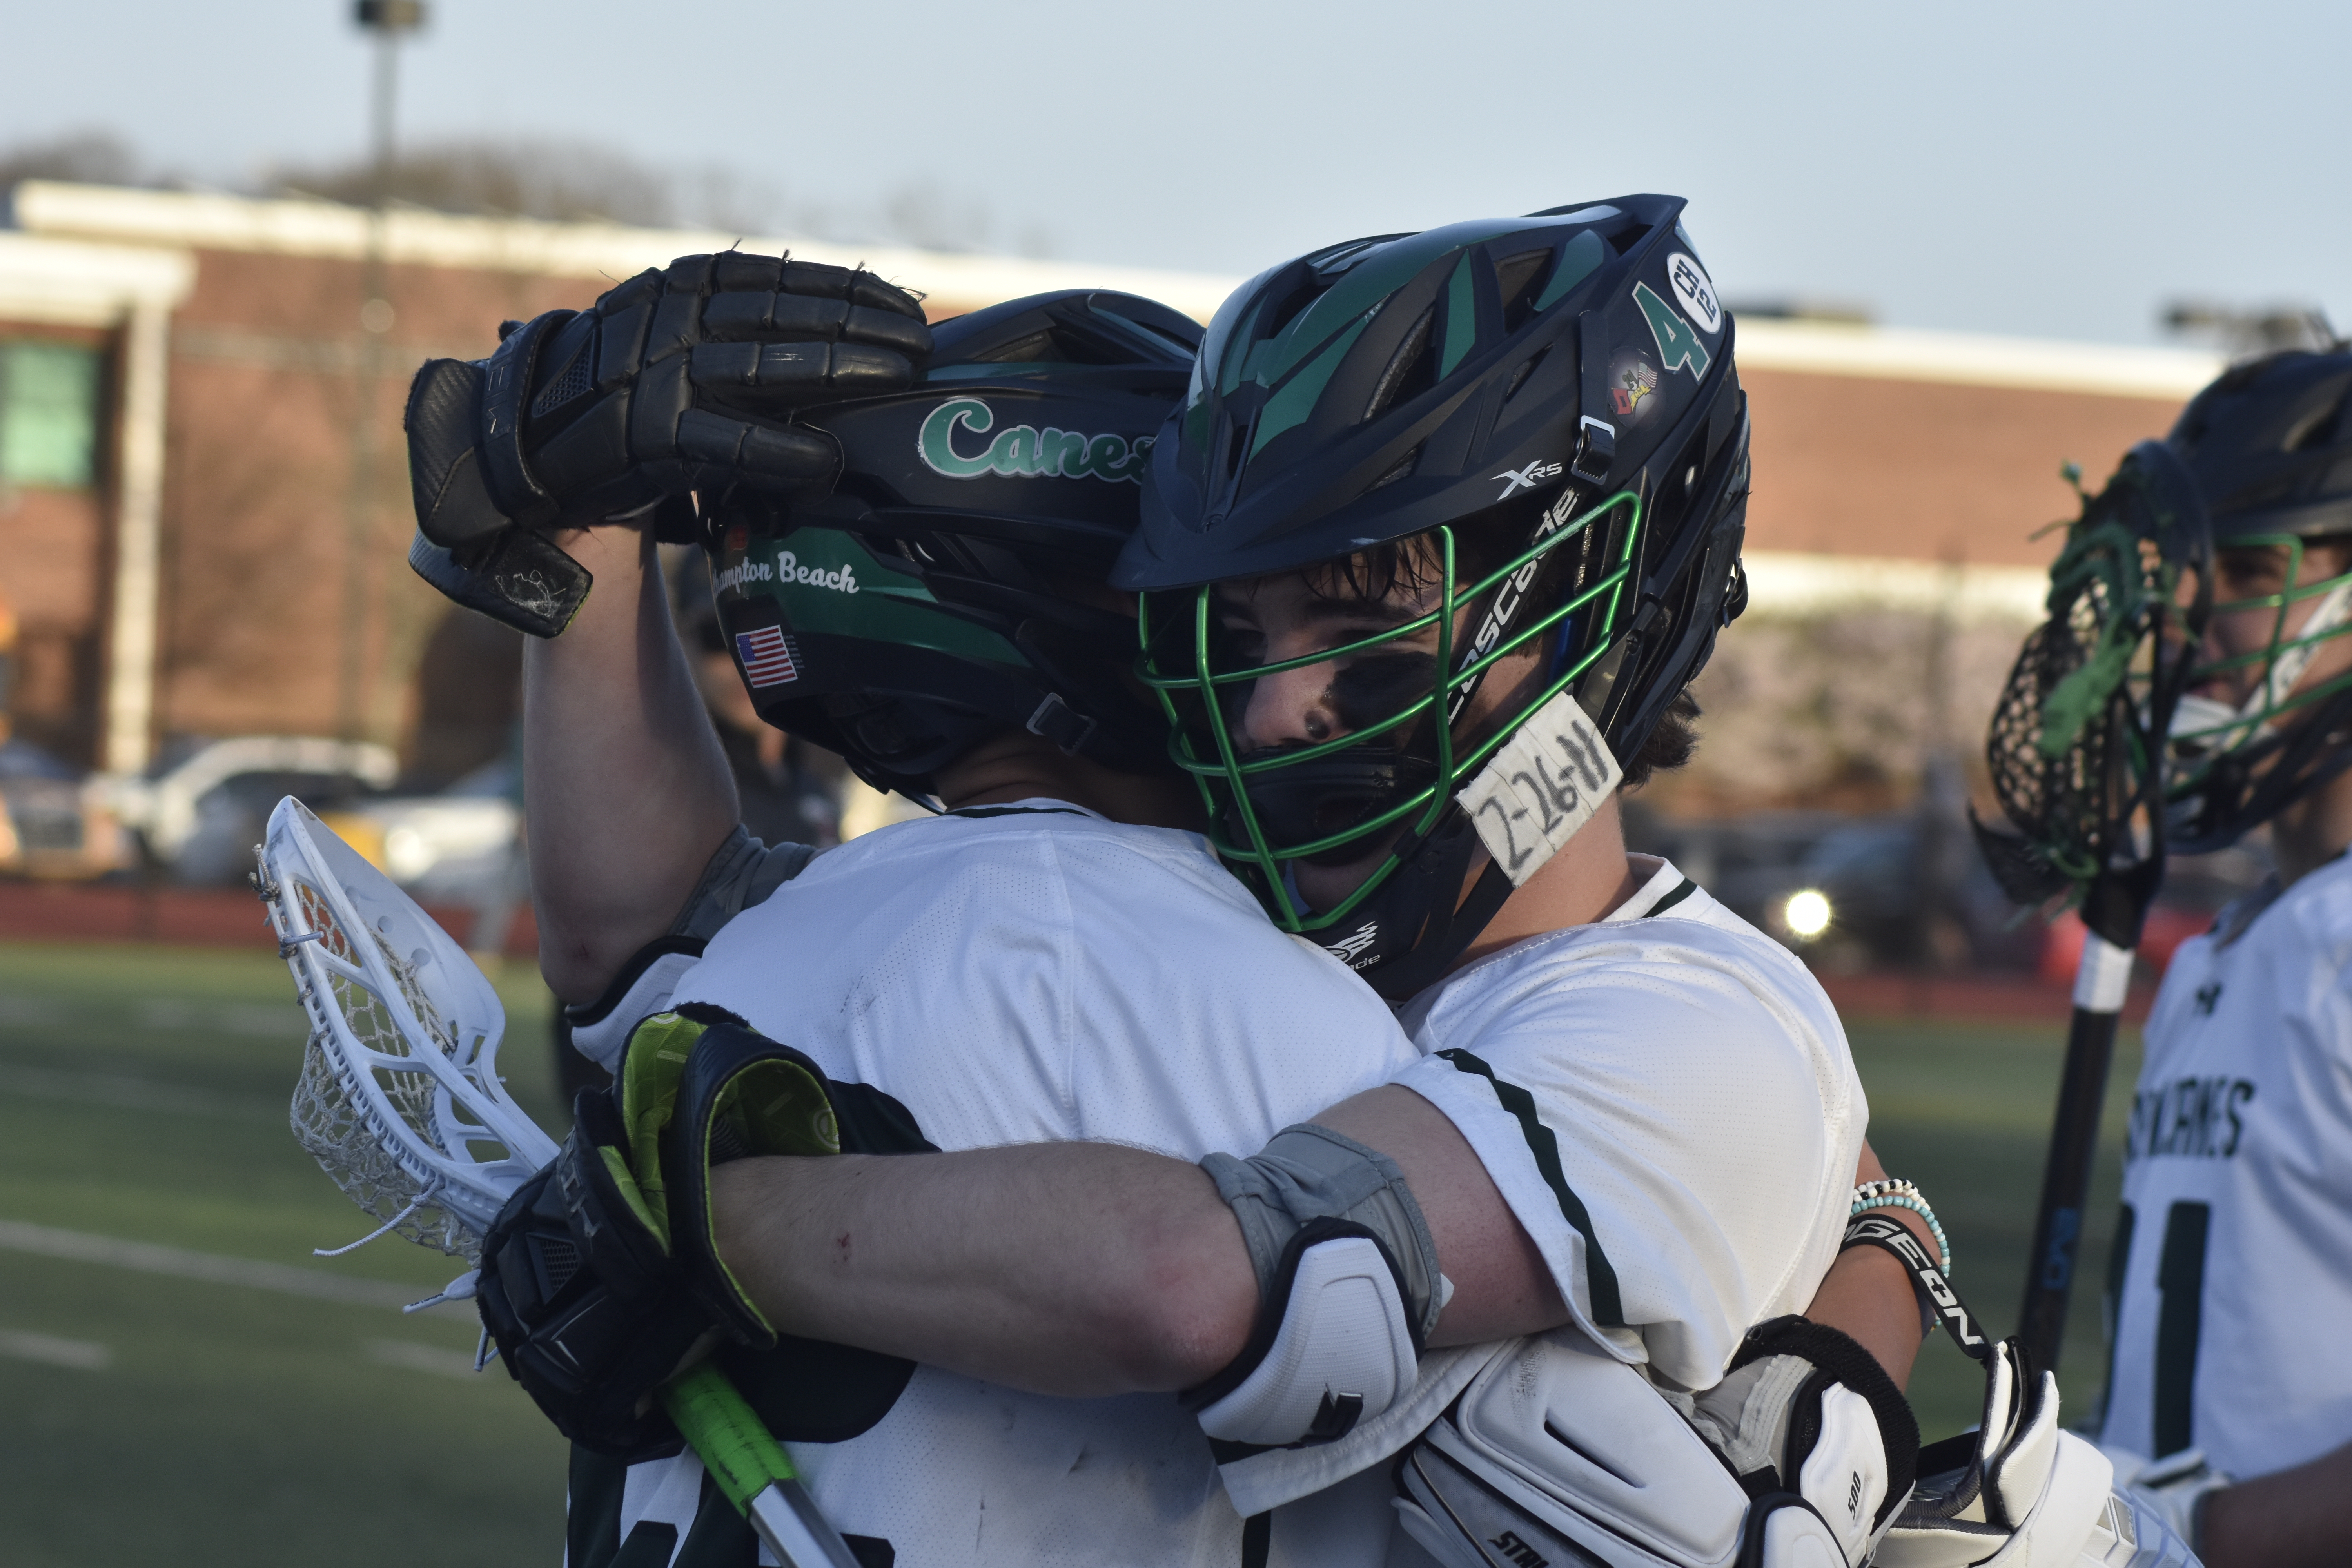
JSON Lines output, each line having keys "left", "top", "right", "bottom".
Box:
{"left": 2016, "top": 861, "right": 2160, "bottom": 1372}
{"left": 2017, "top": 1005, "right": 2122, "bottom": 1370}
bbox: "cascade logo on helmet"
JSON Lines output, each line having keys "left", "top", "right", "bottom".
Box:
{"left": 1325, "top": 923, "right": 1379, "bottom": 965}
{"left": 917, "top": 397, "right": 1154, "bottom": 484}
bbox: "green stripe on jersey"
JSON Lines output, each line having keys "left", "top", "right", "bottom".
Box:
{"left": 1646, "top": 877, "right": 1699, "bottom": 916}
{"left": 1436, "top": 1047, "right": 1625, "bottom": 1325}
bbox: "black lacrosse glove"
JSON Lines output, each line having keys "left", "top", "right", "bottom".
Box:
{"left": 475, "top": 1004, "right": 846, "bottom": 1455}
{"left": 475, "top": 1085, "right": 711, "bottom": 1456}
{"left": 404, "top": 251, "right": 931, "bottom": 637}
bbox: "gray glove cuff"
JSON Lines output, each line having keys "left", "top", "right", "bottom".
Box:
{"left": 1201, "top": 1123, "right": 1447, "bottom": 1341}
{"left": 667, "top": 826, "right": 818, "bottom": 941}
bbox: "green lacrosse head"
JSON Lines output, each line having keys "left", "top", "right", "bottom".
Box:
{"left": 1136, "top": 488, "right": 1645, "bottom": 935}
{"left": 1979, "top": 440, "right": 2212, "bottom": 911}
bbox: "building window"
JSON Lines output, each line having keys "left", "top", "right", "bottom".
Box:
{"left": 0, "top": 340, "right": 103, "bottom": 490}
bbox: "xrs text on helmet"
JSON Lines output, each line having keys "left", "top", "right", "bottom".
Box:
{"left": 1117, "top": 196, "right": 1750, "bottom": 997}
{"left": 709, "top": 289, "right": 1201, "bottom": 798}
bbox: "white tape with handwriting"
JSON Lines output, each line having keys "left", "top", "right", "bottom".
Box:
{"left": 1456, "top": 692, "right": 1624, "bottom": 887}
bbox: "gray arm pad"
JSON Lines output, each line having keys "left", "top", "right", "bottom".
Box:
{"left": 1201, "top": 1123, "right": 1447, "bottom": 1343}
{"left": 666, "top": 825, "right": 818, "bottom": 941}
{"left": 566, "top": 828, "right": 817, "bottom": 1069}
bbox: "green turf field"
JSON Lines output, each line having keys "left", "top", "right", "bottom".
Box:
{"left": 0, "top": 942, "right": 572, "bottom": 1568}
{"left": 1850, "top": 1013, "right": 2141, "bottom": 1441}
{"left": 0, "top": 940, "right": 2135, "bottom": 1564}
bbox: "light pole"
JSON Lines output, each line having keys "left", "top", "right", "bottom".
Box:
{"left": 338, "top": 0, "right": 425, "bottom": 745}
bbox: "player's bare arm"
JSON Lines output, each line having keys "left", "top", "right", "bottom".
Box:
{"left": 713, "top": 1114, "right": 1929, "bottom": 1397}
{"left": 2198, "top": 1437, "right": 2352, "bottom": 1568}
{"left": 526, "top": 525, "right": 740, "bottom": 1002}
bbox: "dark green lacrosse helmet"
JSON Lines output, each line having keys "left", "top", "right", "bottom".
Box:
{"left": 1115, "top": 196, "right": 1751, "bottom": 996}
{"left": 2163, "top": 346, "right": 2352, "bottom": 851}
{"left": 708, "top": 289, "right": 1200, "bottom": 796}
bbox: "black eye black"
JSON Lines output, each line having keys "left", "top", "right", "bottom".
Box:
{"left": 1328, "top": 652, "right": 1439, "bottom": 733}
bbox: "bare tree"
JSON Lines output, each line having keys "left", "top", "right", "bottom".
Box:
{"left": 272, "top": 136, "right": 683, "bottom": 227}
{"left": 0, "top": 129, "right": 141, "bottom": 191}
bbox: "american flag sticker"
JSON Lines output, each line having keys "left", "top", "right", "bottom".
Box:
{"left": 734, "top": 626, "right": 802, "bottom": 688}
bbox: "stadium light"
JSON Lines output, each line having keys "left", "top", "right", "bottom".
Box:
{"left": 1783, "top": 889, "right": 1833, "bottom": 940}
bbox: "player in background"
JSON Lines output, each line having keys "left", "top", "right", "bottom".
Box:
{"left": 2095, "top": 347, "right": 2352, "bottom": 1567}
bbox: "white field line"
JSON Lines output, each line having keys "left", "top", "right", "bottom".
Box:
{"left": 0, "top": 996, "right": 306, "bottom": 1038}
{"left": 0, "top": 1327, "right": 111, "bottom": 1370}
{"left": 0, "top": 1218, "right": 446, "bottom": 1311}
{"left": 1, "top": 1063, "right": 279, "bottom": 1120}
{"left": 365, "top": 1338, "right": 483, "bottom": 1379}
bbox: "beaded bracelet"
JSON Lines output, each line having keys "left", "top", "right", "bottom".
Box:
{"left": 1850, "top": 1181, "right": 1952, "bottom": 1272}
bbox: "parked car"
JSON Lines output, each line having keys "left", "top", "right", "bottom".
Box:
{"left": 0, "top": 739, "right": 132, "bottom": 880}
{"left": 1628, "top": 796, "right": 2268, "bottom": 976}
{"left": 104, "top": 735, "right": 399, "bottom": 884}
{"left": 103, "top": 737, "right": 521, "bottom": 905}
{"left": 315, "top": 760, "right": 521, "bottom": 906}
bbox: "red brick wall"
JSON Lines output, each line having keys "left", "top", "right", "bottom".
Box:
{"left": 148, "top": 248, "right": 995, "bottom": 759}
{"left": 1742, "top": 367, "right": 2186, "bottom": 569}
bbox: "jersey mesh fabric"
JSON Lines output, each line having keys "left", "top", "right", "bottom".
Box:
{"left": 1389, "top": 858, "right": 1865, "bottom": 1391}
{"left": 2101, "top": 853, "right": 2352, "bottom": 1479}
{"left": 620, "top": 802, "right": 1420, "bottom": 1568}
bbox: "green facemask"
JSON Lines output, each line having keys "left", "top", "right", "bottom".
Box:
{"left": 1136, "top": 488, "right": 1647, "bottom": 933}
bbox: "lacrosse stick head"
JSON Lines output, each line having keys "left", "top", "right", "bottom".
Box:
{"left": 1976, "top": 441, "right": 2213, "bottom": 941}
{"left": 258, "top": 797, "right": 558, "bottom": 1260}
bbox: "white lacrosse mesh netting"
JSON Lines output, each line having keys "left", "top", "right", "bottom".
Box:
{"left": 263, "top": 798, "right": 557, "bottom": 1264}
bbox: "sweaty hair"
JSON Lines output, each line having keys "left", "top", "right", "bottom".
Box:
{"left": 1621, "top": 689, "right": 1700, "bottom": 791}
{"left": 1299, "top": 524, "right": 1516, "bottom": 609}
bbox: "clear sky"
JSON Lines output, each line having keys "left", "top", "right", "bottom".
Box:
{"left": 2, "top": 0, "right": 2343, "bottom": 345}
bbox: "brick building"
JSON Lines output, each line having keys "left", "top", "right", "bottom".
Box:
{"left": 0, "top": 180, "right": 2222, "bottom": 811}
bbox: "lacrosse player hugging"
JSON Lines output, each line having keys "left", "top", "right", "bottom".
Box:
{"left": 396, "top": 209, "right": 2047, "bottom": 1568}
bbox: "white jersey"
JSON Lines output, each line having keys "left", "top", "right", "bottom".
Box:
{"left": 2100, "top": 853, "right": 2352, "bottom": 1480}
{"left": 1215, "top": 858, "right": 1867, "bottom": 1518}
{"left": 1394, "top": 858, "right": 1864, "bottom": 1390}
{"left": 619, "top": 802, "right": 1419, "bottom": 1568}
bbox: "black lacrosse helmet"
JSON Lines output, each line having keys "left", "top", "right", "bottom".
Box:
{"left": 2163, "top": 345, "right": 2352, "bottom": 851}
{"left": 707, "top": 289, "right": 1200, "bottom": 797}
{"left": 1116, "top": 196, "right": 1751, "bottom": 995}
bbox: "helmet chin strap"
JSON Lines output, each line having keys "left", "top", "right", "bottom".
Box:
{"left": 2173, "top": 574, "right": 2352, "bottom": 754}
{"left": 1311, "top": 690, "right": 1626, "bottom": 1002}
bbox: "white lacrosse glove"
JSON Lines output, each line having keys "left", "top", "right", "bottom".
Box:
{"left": 2102, "top": 1446, "right": 2232, "bottom": 1556}
{"left": 1880, "top": 1339, "right": 2118, "bottom": 1568}
{"left": 1689, "top": 1315, "right": 1919, "bottom": 1568}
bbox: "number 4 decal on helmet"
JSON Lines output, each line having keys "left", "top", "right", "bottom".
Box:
{"left": 1633, "top": 283, "right": 1712, "bottom": 379}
